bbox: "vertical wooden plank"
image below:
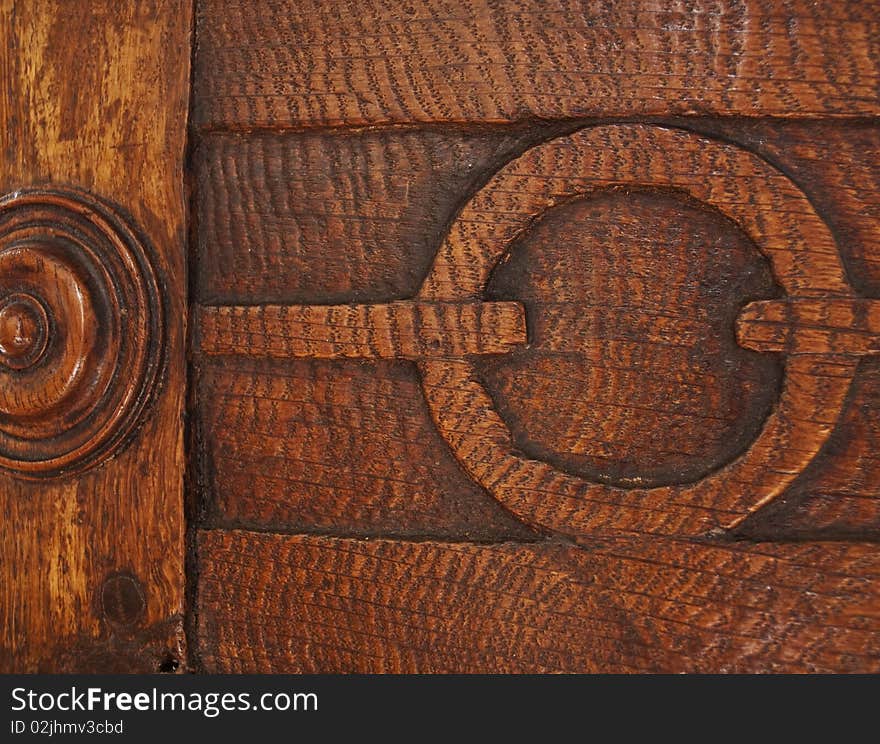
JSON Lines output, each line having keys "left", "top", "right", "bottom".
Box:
{"left": 0, "top": 1, "right": 191, "bottom": 671}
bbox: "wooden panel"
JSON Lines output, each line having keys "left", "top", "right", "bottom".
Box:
{"left": 681, "top": 119, "right": 880, "bottom": 297}
{"left": 198, "top": 301, "right": 527, "bottom": 360}
{"left": 736, "top": 298, "right": 880, "bottom": 355}
{"left": 0, "top": 1, "right": 191, "bottom": 671}
{"left": 192, "top": 128, "right": 537, "bottom": 305}
{"left": 193, "top": 121, "right": 880, "bottom": 540}
{"left": 196, "top": 530, "right": 880, "bottom": 673}
{"left": 193, "top": 0, "right": 880, "bottom": 129}
{"left": 195, "top": 356, "right": 537, "bottom": 539}
{"left": 193, "top": 122, "right": 880, "bottom": 305}
{"left": 190, "top": 4, "right": 880, "bottom": 675}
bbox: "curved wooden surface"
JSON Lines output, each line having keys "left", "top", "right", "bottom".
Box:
{"left": 414, "top": 124, "right": 860, "bottom": 537}
{"left": 0, "top": 188, "right": 165, "bottom": 478}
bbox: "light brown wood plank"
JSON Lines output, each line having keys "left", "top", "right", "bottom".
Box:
{"left": 194, "top": 0, "right": 880, "bottom": 129}
{"left": 0, "top": 0, "right": 191, "bottom": 672}
{"left": 196, "top": 530, "right": 880, "bottom": 673}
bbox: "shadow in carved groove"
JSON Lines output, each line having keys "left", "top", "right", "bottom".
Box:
{"left": 479, "top": 187, "right": 784, "bottom": 489}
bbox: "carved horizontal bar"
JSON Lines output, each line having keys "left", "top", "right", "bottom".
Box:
{"left": 198, "top": 301, "right": 527, "bottom": 359}
{"left": 737, "top": 299, "right": 880, "bottom": 355}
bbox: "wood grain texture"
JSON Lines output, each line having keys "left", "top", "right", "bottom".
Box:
{"left": 193, "top": 121, "right": 880, "bottom": 541}
{"left": 192, "top": 128, "right": 537, "bottom": 305}
{"left": 681, "top": 119, "right": 880, "bottom": 298}
{"left": 413, "top": 124, "right": 858, "bottom": 538}
{"left": 193, "top": 0, "right": 880, "bottom": 129}
{"left": 0, "top": 0, "right": 191, "bottom": 672}
{"left": 736, "top": 358, "right": 880, "bottom": 540}
{"left": 737, "top": 298, "right": 880, "bottom": 355}
{"left": 198, "top": 301, "right": 526, "bottom": 359}
{"left": 195, "top": 356, "right": 537, "bottom": 540}
{"left": 196, "top": 529, "right": 880, "bottom": 673}
{"left": 193, "top": 122, "right": 880, "bottom": 304}
{"left": 478, "top": 188, "right": 782, "bottom": 489}
{"left": 0, "top": 188, "right": 165, "bottom": 478}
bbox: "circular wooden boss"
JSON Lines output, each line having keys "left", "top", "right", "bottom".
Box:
{"left": 0, "top": 188, "right": 164, "bottom": 478}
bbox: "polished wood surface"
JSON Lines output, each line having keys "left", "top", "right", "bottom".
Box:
{"left": 0, "top": 0, "right": 191, "bottom": 671}
{"left": 0, "top": 188, "right": 165, "bottom": 478}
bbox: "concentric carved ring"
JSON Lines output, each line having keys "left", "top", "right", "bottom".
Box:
{"left": 417, "top": 124, "right": 858, "bottom": 538}
{"left": 0, "top": 188, "right": 164, "bottom": 478}
{"left": 0, "top": 293, "right": 50, "bottom": 371}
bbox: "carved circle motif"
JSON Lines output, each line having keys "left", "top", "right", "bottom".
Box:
{"left": 0, "top": 293, "right": 50, "bottom": 370}
{"left": 417, "top": 124, "right": 858, "bottom": 537}
{"left": 0, "top": 188, "right": 164, "bottom": 478}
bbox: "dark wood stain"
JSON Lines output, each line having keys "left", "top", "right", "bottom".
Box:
{"left": 186, "top": 0, "right": 880, "bottom": 671}
{"left": 196, "top": 356, "right": 538, "bottom": 540}
{"left": 197, "top": 529, "right": 880, "bottom": 673}
{"left": 193, "top": 128, "right": 539, "bottom": 305}
{"left": 479, "top": 188, "right": 782, "bottom": 488}
{"left": 190, "top": 115, "right": 880, "bottom": 670}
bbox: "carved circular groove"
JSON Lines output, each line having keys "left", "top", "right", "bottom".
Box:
{"left": 0, "top": 293, "right": 49, "bottom": 370}
{"left": 478, "top": 189, "right": 783, "bottom": 489}
{"left": 0, "top": 188, "right": 164, "bottom": 478}
{"left": 417, "top": 124, "right": 858, "bottom": 538}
